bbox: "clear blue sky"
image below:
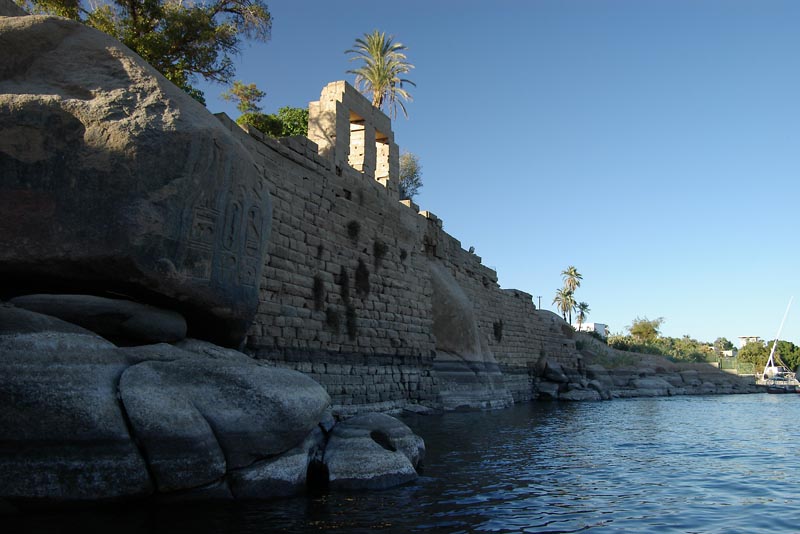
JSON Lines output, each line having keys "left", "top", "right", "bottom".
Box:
{"left": 197, "top": 0, "right": 800, "bottom": 347}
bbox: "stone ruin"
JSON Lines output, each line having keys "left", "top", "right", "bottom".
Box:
{"left": 0, "top": 0, "right": 760, "bottom": 505}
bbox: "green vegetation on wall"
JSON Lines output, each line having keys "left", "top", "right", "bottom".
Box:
{"left": 399, "top": 152, "right": 423, "bottom": 200}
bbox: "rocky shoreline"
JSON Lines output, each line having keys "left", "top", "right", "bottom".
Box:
{"left": 534, "top": 333, "right": 761, "bottom": 401}
{"left": 0, "top": 296, "right": 425, "bottom": 505}
{"left": 0, "top": 2, "right": 764, "bottom": 508}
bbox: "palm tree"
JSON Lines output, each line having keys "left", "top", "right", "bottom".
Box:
{"left": 553, "top": 288, "right": 576, "bottom": 323}
{"left": 576, "top": 302, "right": 590, "bottom": 332}
{"left": 346, "top": 30, "right": 415, "bottom": 118}
{"left": 561, "top": 265, "right": 582, "bottom": 294}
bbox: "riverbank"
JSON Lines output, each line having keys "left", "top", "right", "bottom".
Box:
{"left": 531, "top": 331, "right": 762, "bottom": 401}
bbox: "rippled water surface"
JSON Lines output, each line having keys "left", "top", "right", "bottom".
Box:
{"left": 12, "top": 395, "right": 800, "bottom": 533}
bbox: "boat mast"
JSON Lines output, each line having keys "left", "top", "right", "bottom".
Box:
{"left": 764, "top": 296, "right": 793, "bottom": 376}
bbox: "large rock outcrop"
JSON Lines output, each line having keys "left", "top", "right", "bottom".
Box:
{"left": 0, "top": 300, "right": 429, "bottom": 503}
{"left": 0, "top": 0, "right": 26, "bottom": 16}
{"left": 0, "top": 13, "right": 271, "bottom": 345}
{"left": 0, "top": 305, "right": 333, "bottom": 501}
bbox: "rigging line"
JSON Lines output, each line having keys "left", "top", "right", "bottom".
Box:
{"left": 766, "top": 296, "right": 793, "bottom": 369}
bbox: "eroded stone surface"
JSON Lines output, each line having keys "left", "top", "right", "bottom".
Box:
{"left": 0, "top": 0, "right": 26, "bottom": 17}
{"left": 10, "top": 294, "right": 187, "bottom": 346}
{"left": 0, "top": 303, "right": 115, "bottom": 351}
{"left": 0, "top": 15, "right": 271, "bottom": 346}
{"left": 324, "top": 412, "right": 424, "bottom": 490}
{"left": 119, "top": 358, "right": 331, "bottom": 489}
{"left": 429, "top": 261, "right": 512, "bottom": 410}
{"left": 0, "top": 349, "right": 152, "bottom": 500}
{"left": 228, "top": 428, "right": 325, "bottom": 499}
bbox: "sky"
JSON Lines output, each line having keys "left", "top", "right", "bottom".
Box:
{"left": 197, "top": 0, "right": 800, "bottom": 347}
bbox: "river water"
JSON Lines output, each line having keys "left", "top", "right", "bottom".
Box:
{"left": 10, "top": 394, "right": 800, "bottom": 533}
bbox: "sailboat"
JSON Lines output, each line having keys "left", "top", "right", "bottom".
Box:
{"left": 761, "top": 297, "right": 800, "bottom": 393}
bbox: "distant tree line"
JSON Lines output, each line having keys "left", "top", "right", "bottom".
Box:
{"left": 737, "top": 339, "right": 800, "bottom": 371}
{"left": 607, "top": 317, "right": 717, "bottom": 363}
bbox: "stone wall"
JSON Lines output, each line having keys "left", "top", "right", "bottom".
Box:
{"left": 210, "top": 81, "right": 585, "bottom": 414}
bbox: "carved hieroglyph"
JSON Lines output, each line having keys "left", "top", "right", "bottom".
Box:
{"left": 0, "top": 15, "right": 271, "bottom": 345}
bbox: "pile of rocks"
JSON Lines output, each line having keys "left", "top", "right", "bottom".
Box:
{"left": 0, "top": 295, "right": 425, "bottom": 504}
{"left": 534, "top": 356, "right": 761, "bottom": 401}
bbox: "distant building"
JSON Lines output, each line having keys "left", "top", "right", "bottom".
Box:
{"left": 738, "top": 336, "right": 761, "bottom": 348}
{"left": 721, "top": 349, "right": 737, "bottom": 358}
{"left": 574, "top": 322, "right": 608, "bottom": 338}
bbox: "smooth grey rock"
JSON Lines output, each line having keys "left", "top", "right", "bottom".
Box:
{"left": 0, "top": 15, "right": 271, "bottom": 346}
{"left": 157, "top": 480, "right": 234, "bottom": 502}
{"left": 543, "top": 361, "right": 569, "bottom": 383}
{"left": 318, "top": 408, "right": 337, "bottom": 433}
{"left": 663, "top": 374, "right": 686, "bottom": 387}
{"left": 0, "top": 303, "right": 115, "bottom": 351}
{"left": 174, "top": 338, "right": 254, "bottom": 363}
{"left": 679, "top": 369, "right": 702, "bottom": 386}
{"left": 560, "top": 388, "right": 602, "bottom": 401}
{"left": 631, "top": 377, "right": 673, "bottom": 397}
{"left": 0, "top": 349, "right": 152, "bottom": 500}
{"left": 119, "top": 343, "right": 199, "bottom": 364}
{"left": 229, "top": 428, "right": 325, "bottom": 499}
{"left": 119, "top": 359, "right": 330, "bottom": 491}
{"left": 10, "top": 294, "right": 187, "bottom": 346}
{"left": 587, "top": 380, "right": 611, "bottom": 400}
{"left": 0, "top": 0, "right": 26, "bottom": 17}
{"left": 537, "top": 381, "right": 560, "bottom": 400}
{"left": 402, "top": 403, "right": 437, "bottom": 415}
{"left": 324, "top": 413, "right": 425, "bottom": 491}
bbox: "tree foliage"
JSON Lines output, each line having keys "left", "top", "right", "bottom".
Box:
{"left": 767, "top": 340, "right": 800, "bottom": 371}
{"left": 553, "top": 288, "right": 575, "bottom": 322}
{"left": 628, "top": 316, "right": 664, "bottom": 343}
{"left": 553, "top": 265, "right": 584, "bottom": 324}
{"left": 222, "top": 80, "right": 266, "bottom": 114}
{"left": 274, "top": 106, "right": 309, "bottom": 136}
{"left": 237, "top": 106, "right": 308, "bottom": 138}
{"left": 737, "top": 340, "right": 768, "bottom": 368}
{"left": 713, "top": 337, "right": 734, "bottom": 353}
{"left": 399, "top": 152, "right": 423, "bottom": 200}
{"left": 576, "top": 302, "right": 590, "bottom": 332}
{"left": 608, "top": 331, "right": 714, "bottom": 363}
{"left": 561, "top": 265, "right": 582, "bottom": 294}
{"left": 346, "top": 30, "right": 415, "bottom": 118}
{"left": 18, "top": 0, "right": 272, "bottom": 103}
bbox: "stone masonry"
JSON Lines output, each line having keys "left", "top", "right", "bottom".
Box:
{"left": 216, "top": 81, "right": 587, "bottom": 414}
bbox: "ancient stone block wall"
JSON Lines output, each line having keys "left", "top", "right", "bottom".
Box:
{"left": 423, "top": 226, "right": 580, "bottom": 403}
{"left": 214, "top": 108, "right": 442, "bottom": 414}
{"left": 214, "top": 81, "right": 583, "bottom": 413}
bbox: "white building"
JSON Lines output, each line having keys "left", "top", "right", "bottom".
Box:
{"left": 574, "top": 322, "right": 608, "bottom": 338}
{"left": 738, "top": 336, "right": 761, "bottom": 348}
